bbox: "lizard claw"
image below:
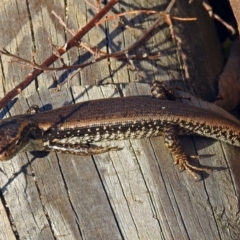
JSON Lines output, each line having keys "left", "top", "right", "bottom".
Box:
{"left": 174, "top": 155, "right": 211, "bottom": 180}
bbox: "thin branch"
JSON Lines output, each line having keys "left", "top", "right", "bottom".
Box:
{"left": 1, "top": 6, "right": 168, "bottom": 72}
{"left": 1, "top": 9, "right": 165, "bottom": 73}
{"left": 165, "top": 0, "right": 176, "bottom": 13}
{"left": 52, "top": 11, "right": 97, "bottom": 54}
{"left": 0, "top": 0, "right": 178, "bottom": 108}
{"left": 161, "top": 1, "right": 189, "bottom": 79}
{"left": 0, "top": 46, "right": 161, "bottom": 71}
{"left": 51, "top": 68, "right": 83, "bottom": 92}
{"left": 202, "top": 1, "right": 236, "bottom": 35}
{"left": 0, "top": 0, "right": 177, "bottom": 83}
{"left": 0, "top": 0, "right": 119, "bottom": 110}
{"left": 52, "top": 11, "right": 76, "bottom": 36}
{"left": 85, "top": 0, "right": 99, "bottom": 12}
{"left": 96, "top": 10, "right": 196, "bottom": 26}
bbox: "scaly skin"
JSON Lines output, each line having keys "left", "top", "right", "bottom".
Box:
{"left": 0, "top": 96, "right": 239, "bottom": 179}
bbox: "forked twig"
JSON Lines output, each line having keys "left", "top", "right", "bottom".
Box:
{"left": 0, "top": 0, "right": 178, "bottom": 109}
{"left": 0, "top": 0, "right": 118, "bottom": 110}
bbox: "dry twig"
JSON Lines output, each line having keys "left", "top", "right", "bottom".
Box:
{"left": 0, "top": 0, "right": 118, "bottom": 110}
{"left": 202, "top": 1, "right": 236, "bottom": 35}
{"left": 0, "top": 0, "right": 179, "bottom": 109}
{"left": 0, "top": 10, "right": 166, "bottom": 72}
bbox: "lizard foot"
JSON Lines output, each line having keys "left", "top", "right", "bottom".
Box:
{"left": 174, "top": 155, "right": 211, "bottom": 180}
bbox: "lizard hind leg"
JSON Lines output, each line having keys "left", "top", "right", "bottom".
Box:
{"left": 163, "top": 126, "right": 210, "bottom": 180}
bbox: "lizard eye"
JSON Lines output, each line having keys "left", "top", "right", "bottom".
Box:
{"left": 15, "top": 139, "right": 22, "bottom": 146}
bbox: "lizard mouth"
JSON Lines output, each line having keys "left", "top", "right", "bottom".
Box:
{"left": 0, "top": 151, "right": 10, "bottom": 161}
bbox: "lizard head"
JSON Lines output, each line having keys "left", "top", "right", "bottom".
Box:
{"left": 0, "top": 118, "right": 42, "bottom": 161}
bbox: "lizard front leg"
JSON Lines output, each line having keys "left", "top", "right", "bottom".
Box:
{"left": 43, "top": 142, "right": 120, "bottom": 155}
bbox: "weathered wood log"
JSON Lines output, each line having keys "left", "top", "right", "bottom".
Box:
{"left": 1, "top": 1, "right": 239, "bottom": 240}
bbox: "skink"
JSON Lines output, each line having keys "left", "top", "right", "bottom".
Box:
{"left": 0, "top": 92, "right": 240, "bottom": 178}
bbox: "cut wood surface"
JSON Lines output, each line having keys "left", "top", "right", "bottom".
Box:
{"left": 1, "top": 83, "right": 240, "bottom": 240}
{"left": 0, "top": 0, "right": 239, "bottom": 240}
